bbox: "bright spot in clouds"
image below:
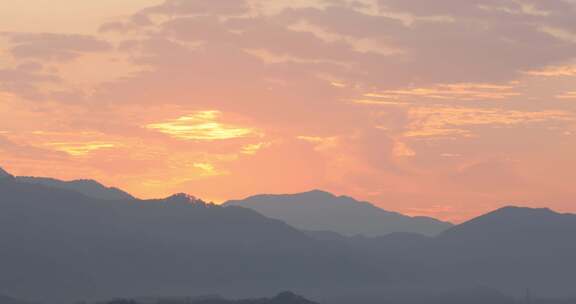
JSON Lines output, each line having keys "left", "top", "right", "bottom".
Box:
{"left": 146, "top": 111, "right": 258, "bottom": 141}
{"left": 45, "top": 142, "right": 117, "bottom": 156}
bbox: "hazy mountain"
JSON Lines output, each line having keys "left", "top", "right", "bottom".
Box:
{"left": 225, "top": 190, "right": 452, "bottom": 237}
{"left": 0, "top": 177, "right": 366, "bottom": 303}
{"left": 0, "top": 167, "right": 13, "bottom": 179}
{"left": 15, "top": 176, "right": 134, "bottom": 200}
{"left": 2, "top": 172, "right": 576, "bottom": 303}
{"left": 421, "top": 206, "right": 576, "bottom": 297}
{"left": 0, "top": 166, "right": 134, "bottom": 200}
{"left": 440, "top": 206, "right": 576, "bottom": 243}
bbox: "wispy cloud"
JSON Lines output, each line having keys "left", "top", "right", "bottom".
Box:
{"left": 525, "top": 65, "right": 576, "bottom": 77}
{"left": 405, "top": 107, "right": 573, "bottom": 138}
{"left": 45, "top": 141, "right": 117, "bottom": 156}
{"left": 361, "top": 83, "right": 520, "bottom": 102}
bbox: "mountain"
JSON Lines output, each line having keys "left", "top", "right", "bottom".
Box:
{"left": 0, "top": 166, "right": 133, "bottom": 200}
{"left": 15, "top": 176, "right": 134, "bottom": 200}
{"left": 225, "top": 190, "right": 452, "bottom": 237}
{"left": 440, "top": 206, "right": 576, "bottom": 242}
{"left": 0, "top": 166, "right": 13, "bottom": 179}
{"left": 0, "top": 294, "right": 34, "bottom": 304}
{"left": 434, "top": 206, "right": 576, "bottom": 260}
{"left": 0, "top": 178, "right": 368, "bottom": 303}
{"left": 3, "top": 172, "right": 576, "bottom": 302}
{"left": 109, "top": 292, "right": 319, "bottom": 304}
{"left": 425, "top": 206, "right": 576, "bottom": 296}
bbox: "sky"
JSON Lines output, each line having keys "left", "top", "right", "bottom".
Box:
{"left": 1, "top": 0, "right": 576, "bottom": 222}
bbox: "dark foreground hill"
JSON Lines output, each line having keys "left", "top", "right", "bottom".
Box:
{"left": 106, "top": 292, "right": 318, "bottom": 304}
{"left": 0, "top": 294, "right": 35, "bottom": 304}
{"left": 2, "top": 168, "right": 576, "bottom": 303}
{"left": 225, "top": 190, "right": 452, "bottom": 237}
{"left": 0, "top": 174, "right": 368, "bottom": 303}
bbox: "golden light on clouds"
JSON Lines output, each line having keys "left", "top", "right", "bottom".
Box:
{"left": 393, "top": 142, "right": 416, "bottom": 157}
{"left": 45, "top": 141, "right": 117, "bottom": 156}
{"left": 297, "top": 135, "right": 339, "bottom": 151}
{"left": 525, "top": 65, "right": 576, "bottom": 77}
{"left": 362, "top": 83, "right": 520, "bottom": 102}
{"left": 146, "top": 111, "right": 258, "bottom": 141}
{"left": 241, "top": 142, "right": 270, "bottom": 155}
{"left": 193, "top": 162, "right": 224, "bottom": 176}
{"left": 405, "top": 107, "right": 573, "bottom": 139}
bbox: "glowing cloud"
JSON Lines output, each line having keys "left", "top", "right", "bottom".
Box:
{"left": 405, "top": 107, "right": 573, "bottom": 138}
{"left": 241, "top": 142, "right": 269, "bottom": 155}
{"left": 193, "top": 162, "right": 224, "bottom": 176}
{"left": 361, "top": 83, "right": 520, "bottom": 102}
{"left": 45, "top": 141, "right": 117, "bottom": 156}
{"left": 146, "top": 111, "right": 258, "bottom": 141}
{"left": 525, "top": 65, "right": 576, "bottom": 77}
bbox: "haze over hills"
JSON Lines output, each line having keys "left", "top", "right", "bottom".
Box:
{"left": 2, "top": 167, "right": 576, "bottom": 303}
{"left": 225, "top": 190, "right": 453, "bottom": 237}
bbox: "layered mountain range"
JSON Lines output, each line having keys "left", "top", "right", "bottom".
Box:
{"left": 1, "top": 167, "right": 575, "bottom": 304}
{"left": 225, "top": 190, "right": 452, "bottom": 236}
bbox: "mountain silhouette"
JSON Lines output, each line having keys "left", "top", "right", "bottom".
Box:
{"left": 2, "top": 171, "right": 576, "bottom": 303}
{"left": 15, "top": 176, "right": 134, "bottom": 200}
{"left": 225, "top": 190, "right": 452, "bottom": 237}
{"left": 0, "top": 166, "right": 133, "bottom": 200}
{"left": 105, "top": 292, "right": 318, "bottom": 304}
{"left": 0, "top": 294, "right": 34, "bottom": 304}
{"left": 0, "top": 166, "right": 13, "bottom": 179}
{"left": 193, "top": 291, "right": 318, "bottom": 304}
{"left": 0, "top": 177, "right": 365, "bottom": 303}
{"left": 420, "top": 206, "right": 576, "bottom": 297}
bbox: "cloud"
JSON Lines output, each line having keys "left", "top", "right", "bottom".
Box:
{"left": 146, "top": 110, "right": 260, "bottom": 141}
{"left": 0, "top": 66, "right": 60, "bottom": 100}
{"left": 142, "top": 0, "right": 250, "bottom": 16}
{"left": 525, "top": 64, "right": 576, "bottom": 77}
{"left": 451, "top": 158, "right": 525, "bottom": 191}
{"left": 539, "top": 26, "right": 576, "bottom": 43}
{"left": 275, "top": 1, "right": 576, "bottom": 85}
{"left": 3, "top": 32, "right": 112, "bottom": 62}
{"left": 404, "top": 106, "right": 573, "bottom": 138}
{"left": 0, "top": 135, "right": 67, "bottom": 159}
{"left": 359, "top": 82, "right": 521, "bottom": 102}
{"left": 44, "top": 141, "right": 118, "bottom": 156}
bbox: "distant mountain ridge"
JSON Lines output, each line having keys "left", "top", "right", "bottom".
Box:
{"left": 225, "top": 190, "right": 452, "bottom": 237}
{"left": 15, "top": 176, "right": 135, "bottom": 201}
{"left": 0, "top": 174, "right": 338, "bottom": 302}
{"left": 2, "top": 167, "right": 576, "bottom": 302}
{"left": 0, "top": 166, "right": 134, "bottom": 200}
{"left": 0, "top": 167, "right": 13, "bottom": 179}
{"left": 110, "top": 292, "right": 319, "bottom": 304}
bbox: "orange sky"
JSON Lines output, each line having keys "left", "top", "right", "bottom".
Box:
{"left": 1, "top": 0, "right": 576, "bottom": 222}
